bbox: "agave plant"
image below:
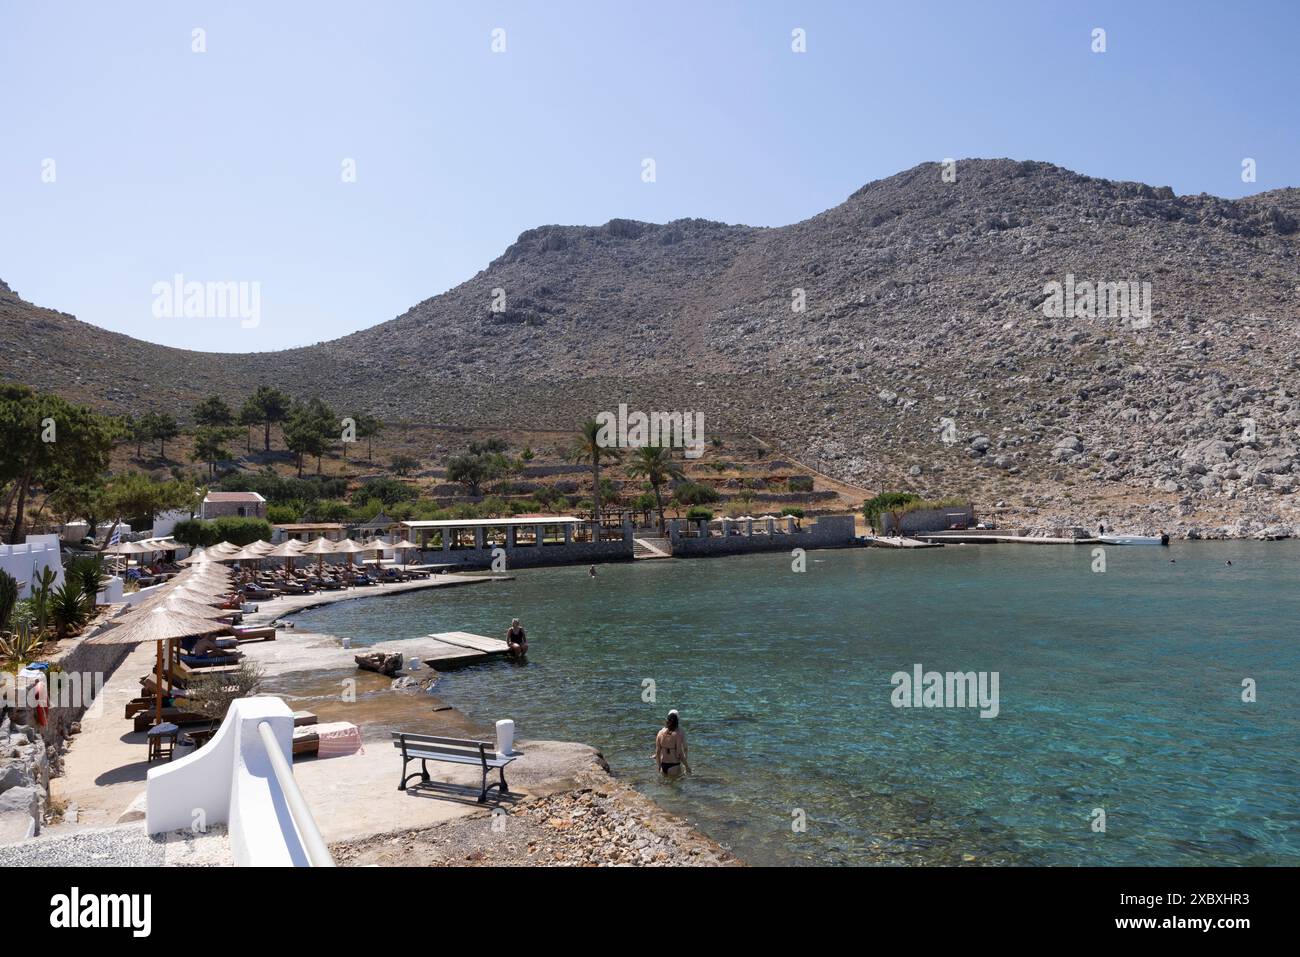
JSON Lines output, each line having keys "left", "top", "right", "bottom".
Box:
{"left": 0, "top": 622, "right": 44, "bottom": 664}
{"left": 49, "top": 581, "right": 88, "bottom": 638}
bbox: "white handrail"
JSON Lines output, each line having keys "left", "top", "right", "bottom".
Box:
{"left": 256, "top": 720, "right": 335, "bottom": 867}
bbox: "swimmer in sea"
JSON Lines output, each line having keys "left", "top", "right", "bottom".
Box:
{"left": 654, "top": 710, "right": 689, "bottom": 779}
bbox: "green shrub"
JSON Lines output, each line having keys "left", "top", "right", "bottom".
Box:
{"left": 310, "top": 499, "right": 354, "bottom": 522}
{"left": 349, "top": 477, "right": 418, "bottom": 507}
{"left": 216, "top": 472, "right": 346, "bottom": 505}
{"left": 173, "top": 516, "right": 273, "bottom": 547}
{"left": 266, "top": 503, "right": 301, "bottom": 525}
{"left": 66, "top": 555, "right": 106, "bottom": 607}
{"left": 787, "top": 475, "right": 814, "bottom": 493}
{"left": 686, "top": 507, "right": 714, "bottom": 521}
{"left": 863, "top": 493, "right": 969, "bottom": 532}
{"left": 50, "top": 581, "right": 89, "bottom": 637}
{"left": 673, "top": 482, "right": 720, "bottom": 506}
{"left": 0, "top": 570, "right": 18, "bottom": 634}
{"left": 862, "top": 492, "right": 920, "bottom": 531}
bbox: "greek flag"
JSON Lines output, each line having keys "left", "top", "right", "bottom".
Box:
{"left": 107, "top": 525, "right": 121, "bottom": 546}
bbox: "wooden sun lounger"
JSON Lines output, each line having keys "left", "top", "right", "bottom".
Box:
{"left": 231, "top": 625, "right": 276, "bottom": 642}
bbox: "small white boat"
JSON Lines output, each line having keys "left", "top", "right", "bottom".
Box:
{"left": 1098, "top": 534, "right": 1168, "bottom": 546}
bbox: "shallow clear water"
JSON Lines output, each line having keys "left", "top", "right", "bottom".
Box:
{"left": 291, "top": 542, "right": 1300, "bottom": 866}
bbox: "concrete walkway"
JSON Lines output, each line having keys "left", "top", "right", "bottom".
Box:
{"left": 37, "top": 567, "right": 612, "bottom": 861}
{"left": 241, "top": 572, "right": 508, "bottom": 627}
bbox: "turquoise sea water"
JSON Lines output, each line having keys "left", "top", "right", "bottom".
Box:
{"left": 290, "top": 542, "right": 1300, "bottom": 866}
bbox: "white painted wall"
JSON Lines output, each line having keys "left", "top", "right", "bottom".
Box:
{"left": 150, "top": 509, "right": 192, "bottom": 539}
{"left": 146, "top": 696, "right": 309, "bottom": 866}
{"left": 0, "top": 534, "right": 64, "bottom": 598}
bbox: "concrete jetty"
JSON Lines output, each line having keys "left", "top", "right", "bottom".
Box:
{"left": 868, "top": 536, "right": 944, "bottom": 549}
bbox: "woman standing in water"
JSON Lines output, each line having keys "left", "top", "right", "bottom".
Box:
{"left": 654, "top": 710, "right": 689, "bottom": 778}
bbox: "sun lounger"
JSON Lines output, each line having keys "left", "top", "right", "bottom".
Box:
{"left": 180, "top": 653, "right": 241, "bottom": 667}
{"left": 230, "top": 625, "right": 276, "bottom": 642}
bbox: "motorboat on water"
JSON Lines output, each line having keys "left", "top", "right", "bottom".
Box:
{"left": 1098, "top": 533, "right": 1169, "bottom": 546}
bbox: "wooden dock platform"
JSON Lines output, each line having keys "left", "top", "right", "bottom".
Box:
{"left": 418, "top": 631, "right": 512, "bottom": 668}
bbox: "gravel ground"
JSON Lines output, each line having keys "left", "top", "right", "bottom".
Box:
{"left": 332, "top": 779, "right": 739, "bottom": 867}
{"left": 0, "top": 822, "right": 232, "bottom": 867}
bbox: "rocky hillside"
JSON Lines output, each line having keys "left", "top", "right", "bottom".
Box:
{"left": 3, "top": 159, "right": 1299, "bottom": 536}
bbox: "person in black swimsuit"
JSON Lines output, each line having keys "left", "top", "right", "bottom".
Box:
{"left": 505, "top": 618, "right": 528, "bottom": 659}
{"left": 654, "top": 710, "right": 689, "bottom": 778}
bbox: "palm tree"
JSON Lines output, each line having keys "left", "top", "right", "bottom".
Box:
{"left": 568, "top": 420, "right": 622, "bottom": 525}
{"left": 626, "top": 446, "right": 685, "bottom": 533}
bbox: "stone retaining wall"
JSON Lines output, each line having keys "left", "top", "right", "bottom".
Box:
{"left": 668, "top": 515, "right": 857, "bottom": 557}
{"left": 879, "top": 505, "right": 976, "bottom": 535}
{"left": 416, "top": 538, "right": 634, "bottom": 569}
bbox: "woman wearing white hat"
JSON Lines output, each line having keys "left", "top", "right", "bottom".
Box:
{"left": 654, "top": 710, "right": 689, "bottom": 778}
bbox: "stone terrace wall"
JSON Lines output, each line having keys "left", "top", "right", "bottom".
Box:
{"left": 416, "top": 538, "right": 634, "bottom": 570}
{"left": 879, "top": 505, "right": 976, "bottom": 535}
{"left": 669, "top": 515, "right": 857, "bottom": 557}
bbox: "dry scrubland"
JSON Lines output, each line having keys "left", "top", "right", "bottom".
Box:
{"left": 5, "top": 159, "right": 1300, "bottom": 537}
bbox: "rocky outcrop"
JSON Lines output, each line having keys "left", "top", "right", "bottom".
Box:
{"left": 355, "top": 652, "right": 404, "bottom": 677}
{"left": 0, "top": 716, "right": 52, "bottom": 843}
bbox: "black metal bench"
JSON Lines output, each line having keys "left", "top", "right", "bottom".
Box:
{"left": 393, "top": 732, "right": 516, "bottom": 803}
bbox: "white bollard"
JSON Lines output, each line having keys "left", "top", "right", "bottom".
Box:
{"left": 495, "top": 719, "right": 515, "bottom": 756}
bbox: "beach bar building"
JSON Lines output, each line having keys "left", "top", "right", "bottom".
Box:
{"left": 401, "top": 515, "right": 634, "bottom": 568}
{"left": 273, "top": 522, "right": 346, "bottom": 544}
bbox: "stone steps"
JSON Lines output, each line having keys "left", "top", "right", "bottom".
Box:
{"left": 633, "top": 538, "right": 672, "bottom": 559}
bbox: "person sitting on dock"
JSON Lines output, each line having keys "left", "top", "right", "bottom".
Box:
{"left": 654, "top": 710, "right": 689, "bottom": 779}
{"left": 506, "top": 618, "right": 528, "bottom": 659}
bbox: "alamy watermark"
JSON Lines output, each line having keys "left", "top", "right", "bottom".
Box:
{"left": 596, "top": 403, "right": 705, "bottom": 458}
{"left": 1, "top": 670, "right": 105, "bottom": 713}
{"left": 1042, "top": 273, "right": 1150, "bottom": 328}
{"left": 152, "top": 273, "right": 261, "bottom": 329}
{"left": 890, "top": 663, "right": 1000, "bottom": 718}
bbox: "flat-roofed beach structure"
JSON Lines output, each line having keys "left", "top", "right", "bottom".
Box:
{"left": 274, "top": 522, "right": 346, "bottom": 543}
{"left": 401, "top": 515, "right": 634, "bottom": 568}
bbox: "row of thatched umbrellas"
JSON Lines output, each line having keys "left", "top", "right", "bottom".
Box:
{"left": 97, "top": 536, "right": 422, "bottom": 728}
{"left": 92, "top": 535, "right": 426, "bottom": 728}
{"left": 181, "top": 536, "right": 422, "bottom": 574}
{"left": 95, "top": 561, "right": 242, "bottom": 727}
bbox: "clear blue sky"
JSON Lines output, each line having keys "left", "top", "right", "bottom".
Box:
{"left": 1, "top": 0, "right": 1296, "bottom": 353}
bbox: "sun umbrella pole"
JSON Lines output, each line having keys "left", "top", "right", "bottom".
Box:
{"left": 154, "top": 640, "right": 164, "bottom": 724}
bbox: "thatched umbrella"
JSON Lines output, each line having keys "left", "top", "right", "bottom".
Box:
{"left": 99, "top": 606, "right": 232, "bottom": 725}
{"left": 179, "top": 540, "right": 240, "bottom": 566}
{"left": 357, "top": 538, "right": 389, "bottom": 571}
{"left": 300, "top": 536, "right": 338, "bottom": 577}
{"left": 387, "top": 538, "right": 419, "bottom": 570}
{"left": 137, "top": 590, "right": 234, "bottom": 621}
{"left": 264, "top": 538, "right": 306, "bottom": 575}
{"left": 331, "top": 539, "right": 367, "bottom": 583}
